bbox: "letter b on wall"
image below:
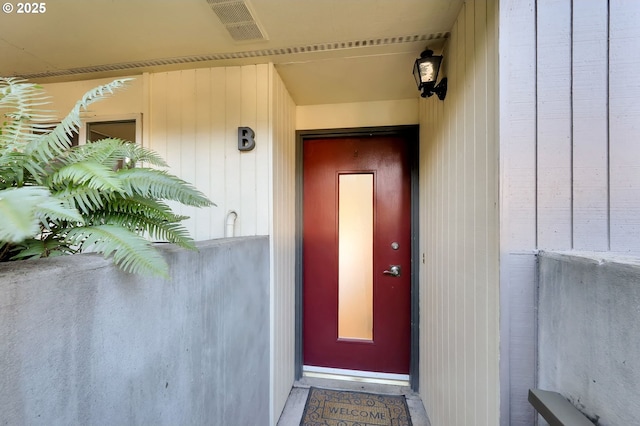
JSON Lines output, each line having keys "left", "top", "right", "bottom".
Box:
{"left": 238, "top": 127, "right": 256, "bottom": 151}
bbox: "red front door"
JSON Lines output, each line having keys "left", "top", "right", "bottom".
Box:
{"left": 303, "top": 135, "right": 412, "bottom": 374}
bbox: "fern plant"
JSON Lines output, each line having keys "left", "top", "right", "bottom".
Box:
{"left": 0, "top": 77, "right": 213, "bottom": 278}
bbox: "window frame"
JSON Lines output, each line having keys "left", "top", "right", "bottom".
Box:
{"left": 79, "top": 113, "right": 142, "bottom": 146}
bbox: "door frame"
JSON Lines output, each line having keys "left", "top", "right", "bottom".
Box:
{"left": 295, "top": 125, "right": 420, "bottom": 391}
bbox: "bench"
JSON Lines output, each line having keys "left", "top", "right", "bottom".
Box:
{"left": 528, "top": 389, "right": 594, "bottom": 425}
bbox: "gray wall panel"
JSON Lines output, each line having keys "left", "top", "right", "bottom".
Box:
{"left": 538, "top": 251, "right": 640, "bottom": 424}
{"left": 0, "top": 237, "right": 269, "bottom": 426}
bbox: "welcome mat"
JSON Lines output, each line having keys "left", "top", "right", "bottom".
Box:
{"left": 300, "top": 387, "right": 412, "bottom": 426}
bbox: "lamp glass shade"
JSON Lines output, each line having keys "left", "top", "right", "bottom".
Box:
{"left": 413, "top": 60, "right": 422, "bottom": 88}
{"left": 413, "top": 55, "right": 442, "bottom": 88}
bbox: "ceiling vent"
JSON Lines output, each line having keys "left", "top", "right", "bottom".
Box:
{"left": 206, "top": 0, "right": 267, "bottom": 42}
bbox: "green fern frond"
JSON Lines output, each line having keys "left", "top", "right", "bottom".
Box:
{"left": 111, "top": 140, "right": 168, "bottom": 167}
{"left": 85, "top": 195, "right": 195, "bottom": 249}
{"left": 88, "top": 211, "right": 196, "bottom": 250}
{"left": 65, "top": 138, "right": 125, "bottom": 168}
{"left": 117, "top": 168, "right": 214, "bottom": 207}
{"left": 1, "top": 78, "right": 131, "bottom": 165}
{"left": 65, "top": 224, "right": 169, "bottom": 278}
{"left": 11, "top": 238, "right": 76, "bottom": 260}
{"left": 0, "top": 148, "right": 48, "bottom": 183}
{"left": 27, "top": 78, "right": 131, "bottom": 163}
{"left": 50, "top": 161, "right": 123, "bottom": 192}
{"left": 0, "top": 151, "right": 34, "bottom": 186}
{"left": 0, "top": 186, "right": 81, "bottom": 243}
{"left": 100, "top": 195, "right": 188, "bottom": 222}
{"left": 35, "top": 194, "right": 84, "bottom": 228}
{"left": 55, "top": 186, "right": 109, "bottom": 215}
{"left": 1, "top": 77, "right": 212, "bottom": 277}
{"left": 0, "top": 187, "right": 49, "bottom": 242}
{"left": 29, "top": 125, "right": 78, "bottom": 163}
{"left": 0, "top": 78, "right": 56, "bottom": 151}
{"left": 64, "top": 138, "right": 168, "bottom": 169}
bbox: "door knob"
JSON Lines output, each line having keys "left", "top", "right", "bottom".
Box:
{"left": 383, "top": 265, "right": 401, "bottom": 277}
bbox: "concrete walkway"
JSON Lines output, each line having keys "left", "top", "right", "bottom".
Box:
{"left": 277, "top": 377, "right": 431, "bottom": 426}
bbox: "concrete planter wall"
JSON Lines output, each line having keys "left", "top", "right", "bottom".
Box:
{"left": 538, "top": 251, "right": 640, "bottom": 425}
{"left": 0, "top": 237, "right": 269, "bottom": 426}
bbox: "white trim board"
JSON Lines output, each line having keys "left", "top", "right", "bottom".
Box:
{"left": 302, "top": 365, "right": 410, "bottom": 387}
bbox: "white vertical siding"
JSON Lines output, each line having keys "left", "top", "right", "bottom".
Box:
{"left": 192, "top": 69, "right": 212, "bottom": 238}
{"left": 500, "top": 0, "right": 640, "bottom": 424}
{"left": 533, "top": 0, "right": 638, "bottom": 251}
{"left": 269, "top": 68, "right": 296, "bottom": 424}
{"left": 148, "top": 65, "right": 271, "bottom": 240}
{"left": 572, "top": 1, "right": 609, "bottom": 250}
{"left": 609, "top": 1, "right": 640, "bottom": 251}
{"left": 42, "top": 76, "right": 145, "bottom": 120}
{"left": 419, "top": 1, "right": 500, "bottom": 425}
{"left": 498, "top": 0, "right": 541, "bottom": 423}
{"left": 537, "top": 0, "right": 573, "bottom": 249}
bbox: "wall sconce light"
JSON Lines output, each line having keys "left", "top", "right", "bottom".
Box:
{"left": 413, "top": 49, "right": 447, "bottom": 100}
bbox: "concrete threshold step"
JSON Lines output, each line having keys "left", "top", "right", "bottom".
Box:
{"left": 277, "top": 376, "right": 431, "bottom": 426}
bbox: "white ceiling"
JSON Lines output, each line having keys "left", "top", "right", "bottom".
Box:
{"left": 0, "top": 0, "right": 463, "bottom": 105}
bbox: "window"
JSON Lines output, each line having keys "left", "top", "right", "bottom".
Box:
{"left": 79, "top": 114, "right": 142, "bottom": 146}
{"left": 86, "top": 120, "right": 136, "bottom": 144}
{"left": 80, "top": 115, "right": 142, "bottom": 169}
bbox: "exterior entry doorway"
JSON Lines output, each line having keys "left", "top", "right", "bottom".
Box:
{"left": 298, "top": 127, "right": 418, "bottom": 385}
